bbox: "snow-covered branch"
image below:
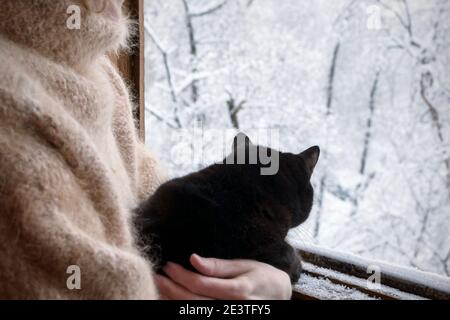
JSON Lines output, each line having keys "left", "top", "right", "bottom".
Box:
{"left": 145, "top": 106, "right": 179, "bottom": 129}
{"left": 188, "top": 0, "right": 228, "bottom": 17}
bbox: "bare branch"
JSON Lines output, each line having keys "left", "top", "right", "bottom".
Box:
{"left": 225, "top": 90, "right": 245, "bottom": 129}
{"left": 188, "top": 0, "right": 228, "bottom": 18}
{"left": 314, "top": 41, "right": 341, "bottom": 238}
{"left": 431, "top": 5, "right": 446, "bottom": 44}
{"left": 420, "top": 71, "right": 450, "bottom": 189}
{"left": 144, "top": 24, "right": 167, "bottom": 54}
{"left": 378, "top": 0, "right": 421, "bottom": 48}
{"left": 175, "top": 69, "right": 225, "bottom": 95}
{"left": 145, "top": 25, "right": 182, "bottom": 128}
{"left": 145, "top": 107, "right": 178, "bottom": 129}
{"left": 359, "top": 71, "right": 379, "bottom": 175}
{"left": 333, "top": 0, "right": 358, "bottom": 28}
{"left": 181, "top": 0, "right": 200, "bottom": 103}
{"left": 247, "top": 0, "right": 256, "bottom": 8}
{"left": 377, "top": 0, "right": 410, "bottom": 37}
{"left": 326, "top": 42, "right": 340, "bottom": 116}
{"left": 401, "top": 0, "right": 413, "bottom": 38}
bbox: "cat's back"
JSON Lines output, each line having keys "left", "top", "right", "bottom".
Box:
{"left": 141, "top": 162, "right": 263, "bottom": 231}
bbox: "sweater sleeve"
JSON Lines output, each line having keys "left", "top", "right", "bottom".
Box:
{"left": 0, "top": 117, "right": 159, "bottom": 299}
{"left": 135, "top": 143, "right": 167, "bottom": 201}
{"left": 101, "top": 57, "right": 168, "bottom": 202}
{"left": 0, "top": 55, "right": 161, "bottom": 299}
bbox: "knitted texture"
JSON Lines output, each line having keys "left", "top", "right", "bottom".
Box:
{"left": 0, "top": 0, "right": 165, "bottom": 299}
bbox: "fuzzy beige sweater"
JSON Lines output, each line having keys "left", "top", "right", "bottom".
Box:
{"left": 0, "top": 1, "right": 165, "bottom": 299}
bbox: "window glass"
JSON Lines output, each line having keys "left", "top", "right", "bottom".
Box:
{"left": 144, "top": 0, "right": 450, "bottom": 277}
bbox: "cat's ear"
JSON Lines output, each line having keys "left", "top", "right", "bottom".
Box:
{"left": 298, "top": 146, "right": 320, "bottom": 173}
{"left": 232, "top": 132, "right": 253, "bottom": 151}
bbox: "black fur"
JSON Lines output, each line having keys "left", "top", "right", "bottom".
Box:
{"left": 136, "top": 133, "right": 319, "bottom": 283}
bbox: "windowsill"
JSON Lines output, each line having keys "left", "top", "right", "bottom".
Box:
{"left": 291, "top": 243, "right": 450, "bottom": 300}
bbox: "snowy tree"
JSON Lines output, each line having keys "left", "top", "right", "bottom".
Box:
{"left": 144, "top": 0, "right": 450, "bottom": 276}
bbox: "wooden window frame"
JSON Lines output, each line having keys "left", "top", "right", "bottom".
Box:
{"left": 112, "top": 0, "right": 145, "bottom": 142}
{"left": 112, "top": 0, "right": 450, "bottom": 301}
{"left": 292, "top": 244, "right": 450, "bottom": 300}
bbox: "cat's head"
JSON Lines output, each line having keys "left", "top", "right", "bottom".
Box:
{"left": 226, "top": 132, "right": 320, "bottom": 228}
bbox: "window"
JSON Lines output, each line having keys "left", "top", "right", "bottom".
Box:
{"left": 140, "top": 0, "right": 450, "bottom": 298}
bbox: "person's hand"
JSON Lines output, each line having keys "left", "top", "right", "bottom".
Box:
{"left": 154, "top": 254, "right": 292, "bottom": 300}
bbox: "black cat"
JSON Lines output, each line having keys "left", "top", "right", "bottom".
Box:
{"left": 136, "top": 133, "right": 319, "bottom": 283}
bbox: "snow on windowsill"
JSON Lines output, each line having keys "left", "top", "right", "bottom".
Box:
{"left": 290, "top": 241, "right": 450, "bottom": 300}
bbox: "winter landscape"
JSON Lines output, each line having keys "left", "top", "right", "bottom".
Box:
{"left": 143, "top": 0, "right": 450, "bottom": 277}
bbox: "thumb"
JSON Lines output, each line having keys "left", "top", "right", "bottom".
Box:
{"left": 190, "top": 254, "right": 253, "bottom": 278}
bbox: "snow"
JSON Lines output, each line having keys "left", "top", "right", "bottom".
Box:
{"left": 144, "top": 0, "right": 450, "bottom": 278}
{"left": 294, "top": 273, "right": 377, "bottom": 300}
{"left": 188, "top": 0, "right": 228, "bottom": 17}
{"left": 291, "top": 242, "right": 450, "bottom": 296}
{"left": 299, "top": 262, "right": 425, "bottom": 300}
